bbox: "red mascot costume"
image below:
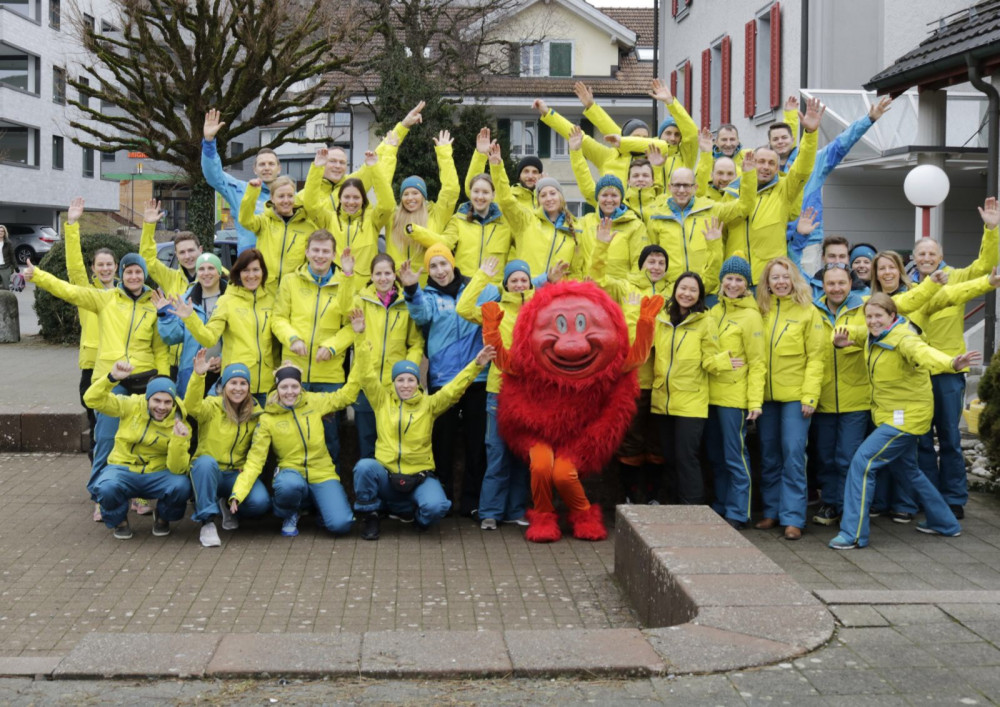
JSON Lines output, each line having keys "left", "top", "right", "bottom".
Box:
{"left": 481, "top": 281, "right": 661, "bottom": 542}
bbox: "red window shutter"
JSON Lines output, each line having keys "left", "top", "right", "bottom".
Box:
{"left": 769, "top": 2, "right": 782, "bottom": 109}
{"left": 683, "top": 60, "right": 693, "bottom": 114}
{"left": 671, "top": 0, "right": 678, "bottom": 17}
{"left": 700, "top": 48, "right": 711, "bottom": 129}
{"left": 744, "top": 20, "right": 756, "bottom": 117}
{"left": 721, "top": 35, "right": 732, "bottom": 123}
{"left": 670, "top": 69, "right": 677, "bottom": 99}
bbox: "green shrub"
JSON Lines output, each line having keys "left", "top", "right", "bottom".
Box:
{"left": 34, "top": 234, "right": 138, "bottom": 344}
{"left": 978, "top": 356, "right": 1000, "bottom": 470}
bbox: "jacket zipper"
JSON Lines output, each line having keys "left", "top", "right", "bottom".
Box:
{"left": 252, "top": 290, "right": 263, "bottom": 390}
{"left": 396, "top": 400, "right": 404, "bottom": 473}
{"left": 768, "top": 299, "right": 782, "bottom": 399}
{"left": 291, "top": 408, "right": 309, "bottom": 481}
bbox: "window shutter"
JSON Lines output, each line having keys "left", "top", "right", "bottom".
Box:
{"left": 670, "top": 69, "right": 677, "bottom": 99}
{"left": 497, "top": 118, "right": 511, "bottom": 149}
{"left": 580, "top": 117, "right": 594, "bottom": 137}
{"left": 683, "top": 60, "right": 693, "bottom": 114}
{"left": 671, "top": 0, "right": 678, "bottom": 17}
{"left": 537, "top": 122, "right": 551, "bottom": 158}
{"left": 549, "top": 42, "right": 572, "bottom": 78}
{"left": 769, "top": 2, "right": 782, "bottom": 109}
{"left": 721, "top": 35, "right": 732, "bottom": 123}
{"left": 744, "top": 20, "right": 756, "bottom": 117}
{"left": 700, "top": 49, "right": 711, "bottom": 129}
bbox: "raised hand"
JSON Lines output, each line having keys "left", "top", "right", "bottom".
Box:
{"left": 979, "top": 197, "right": 1000, "bottom": 229}
{"left": 532, "top": 98, "right": 549, "bottom": 117}
{"left": 869, "top": 95, "right": 892, "bottom": 122}
{"left": 476, "top": 127, "right": 491, "bottom": 155}
{"left": 203, "top": 108, "right": 225, "bottom": 141}
{"left": 702, "top": 217, "right": 723, "bottom": 242}
{"left": 111, "top": 360, "right": 134, "bottom": 380}
{"left": 169, "top": 294, "right": 194, "bottom": 319}
{"left": 290, "top": 339, "right": 307, "bottom": 356}
{"left": 349, "top": 308, "right": 366, "bottom": 333}
{"left": 603, "top": 134, "right": 622, "bottom": 148}
{"left": 646, "top": 143, "right": 665, "bottom": 167}
{"left": 314, "top": 147, "right": 328, "bottom": 167}
{"left": 143, "top": 198, "right": 164, "bottom": 224}
{"left": 340, "top": 247, "right": 354, "bottom": 275}
{"left": 364, "top": 150, "right": 378, "bottom": 167}
{"left": 397, "top": 260, "right": 422, "bottom": 287}
{"left": 801, "top": 97, "right": 826, "bottom": 133}
{"left": 568, "top": 125, "right": 583, "bottom": 152}
{"left": 22, "top": 258, "right": 34, "bottom": 281}
{"left": 796, "top": 207, "right": 819, "bottom": 236}
{"left": 383, "top": 131, "right": 400, "bottom": 148}
{"left": 248, "top": 178, "right": 262, "bottom": 188}
{"left": 625, "top": 291, "right": 642, "bottom": 308}
{"left": 402, "top": 101, "right": 425, "bottom": 128}
{"left": 150, "top": 288, "right": 173, "bottom": 313}
{"left": 649, "top": 78, "right": 674, "bottom": 104}
{"left": 596, "top": 217, "right": 616, "bottom": 244}
{"left": 481, "top": 301, "right": 503, "bottom": 328}
{"left": 833, "top": 327, "right": 852, "bottom": 348}
{"left": 67, "top": 197, "right": 85, "bottom": 225}
{"left": 174, "top": 419, "right": 190, "bottom": 437}
{"left": 784, "top": 95, "right": 799, "bottom": 113}
{"left": 930, "top": 269, "right": 950, "bottom": 285}
{"left": 475, "top": 345, "right": 497, "bottom": 366}
{"left": 640, "top": 295, "right": 664, "bottom": 321}
{"left": 487, "top": 142, "right": 502, "bottom": 166}
{"left": 481, "top": 255, "right": 500, "bottom": 278}
{"left": 573, "top": 81, "right": 594, "bottom": 108}
{"left": 433, "top": 130, "right": 453, "bottom": 147}
{"left": 192, "top": 349, "right": 210, "bottom": 375}
{"left": 698, "top": 127, "right": 713, "bottom": 153}
{"left": 741, "top": 149, "right": 756, "bottom": 173}
{"left": 953, "top": 351, "right": 982, "bottom": 370}
{"left": 548, "top": 260, "right": 571, "bottom": 283}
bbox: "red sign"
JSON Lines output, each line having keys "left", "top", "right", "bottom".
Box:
{"left": 128, "top": 151, "right": 147, "bottom": 158}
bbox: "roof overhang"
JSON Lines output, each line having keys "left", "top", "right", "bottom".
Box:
{"left": 468, "top": 0, "right": 636, "bottom": 47}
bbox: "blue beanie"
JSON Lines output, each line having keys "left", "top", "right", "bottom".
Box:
{"left": 391, "top": 360, "right": 420, "bottom": 381}
{"left": 503, "top": 259, "right": 531, "bottom": 288}
{"left": 145, "top": 376, "right": 177, "bottom": 401}
{"left": 119, "top": 252, "right": 148, "bottom": 280}
{"left": 621, "top": 119, "right": 649, "bottom": 137}
{"left": 719, "top": 253, "right": 752, "bottom": 284}
{"left": 221, "top": 363, "right": 251, "bottom": 387}
{"left": 850, "top": 244, "right": 876, "bottom": 264}
{"left": 594, "top": 174, "right": 625, "bottom": 201}
{"left": 658, "top": 116, "right": 678, "bottom": 137}
{"left": 400, "top": 176, "right": 427, "bottom": 200}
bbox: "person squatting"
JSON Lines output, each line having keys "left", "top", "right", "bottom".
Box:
{"left": 26, "top": 83, "right": 999, "bottom": 551}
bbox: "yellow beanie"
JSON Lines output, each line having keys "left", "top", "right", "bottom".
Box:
{"left": 423, "top": 243, "right": 455, "bottom": 270}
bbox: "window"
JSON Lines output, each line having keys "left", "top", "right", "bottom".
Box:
{"left": 78, "top": 75, "right": 89, "bottom": 108}
{"left": 0, "top": 45, "right": 40, "bottom": 93}
{"left": 52, "top": 65, "right": 65, "bottom": 104}
{"left": 101, "top": 147, "right": 115, "bottom": 163}
{"left": 552, "top": 132, "right": 568, "bottom": 159}
{"left": 746, "top": 2, "right": 781, "bottom": 118}
{"left": 229, "top": 140, "right": 244, "bottom": 171}
{"left": 671, "top": 0, "right": 692, "bottom": 21}
{"left": 82, "top": 12, "right": 93, "bottom": 31}
{"left": 1, "top": 0, "right": 40, "bottom": 22}
{"left": 82, "top": 146, "right": 94, "bottom": 177}
{"left": 329, "top": 111, "right": 351, "bottom": 127}
{"left": 51, "top": 134, "right": 63, "bottom": 169}
{"left": 0, "top": 120, "right": 40, "bottom": 166}
{"left": 100, "top": 19, "right": 115, "bottom": 32}
{"left": 520, "top": 41, "right": 572, "bottom": 78}
{"left": 48, "top": 0, "right": 59, "bottom": 28}
{"left": 280, "top": 158, "right": 311, "bottom": 185}
{"left": 706, "top": 36, "right": 730, "bottom": 128}
{"left": 508, "top": 119, "right": 536, "bottom": 158}
{"left": 259, "top": 127, "right": 305, "bottom": 146}
{"left": 672, "top": 60, "right": 689, "bottom": 113}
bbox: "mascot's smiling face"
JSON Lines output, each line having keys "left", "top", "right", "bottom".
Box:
{"left": 528, "top": 293, "right": 621, "bottom": 380}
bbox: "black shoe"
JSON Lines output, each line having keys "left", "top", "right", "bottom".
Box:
{"left": 726, "top": 518, "right": 748, "bottom": 530}
{"left": 113, "top": 520, "right": 133, "bottom": 540}
{"left": 812, "top": 505, "right": 841, "bottom": 526}
{"left": 950, "top": 505, "right": 965, "bottom": 520}
{"left": 361, "top": 512, "right": 380, "bottom": 541}
{"left": 152, "top": 509, "right": 170, "bottom": 536}
{"left": 889, "top": 511, "right": 914, "bottom": 524}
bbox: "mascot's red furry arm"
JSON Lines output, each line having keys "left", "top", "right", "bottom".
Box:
{"left": 481, "top": 281, "right": 662, "bottom": 542}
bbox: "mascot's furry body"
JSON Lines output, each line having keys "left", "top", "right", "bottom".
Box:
{"left": 482, "top": 281, "right": 660, "bottom": 542}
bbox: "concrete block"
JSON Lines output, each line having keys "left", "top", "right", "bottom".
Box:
{"left": 20, "top": 412, "right": 87, "bottom": 452}
{"left": 645, "top": 623, "right": 801, "bottom": 674}
{"left": 0, "top": 657, "right": 62, "bottom": 677}
{"left": 505, "top": 628, "right": 665, "bottom": 677}
{"left": 206, "top": 633, "right": 361, "bottom": 677}
{"left": 361, "top": 630, "right": 511, "bottom": 677}
{"left": 0, "top": 413, "right": 20, "bottom": 451}
{"left": 53, "top": 633, "right": 221, "bottom": 678}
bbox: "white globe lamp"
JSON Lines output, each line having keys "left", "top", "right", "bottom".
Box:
{"left": 904, "top": 165, "right": 950, "bottom": 238}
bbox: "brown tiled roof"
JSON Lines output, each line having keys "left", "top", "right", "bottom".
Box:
{"left": 598, "top": 7, "right": 656, "bottom": 46}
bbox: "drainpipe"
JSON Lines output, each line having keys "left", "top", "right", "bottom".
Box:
{"left": 968, "top": 55, "right": 999, "bottom": 363}
{"left": 652, "top": 0, "right": 660, "bottom": 129}
{"left": 800, "top": 0, "right": 809, "bottom": 89}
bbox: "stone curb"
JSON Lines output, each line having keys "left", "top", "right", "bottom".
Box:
{"left": 0, "top": 408, "right": 88, "bottom": 453}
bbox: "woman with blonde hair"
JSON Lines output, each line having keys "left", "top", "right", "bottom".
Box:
{"left": 755, "top": 257, "right": 825, "bottom": 541}
{"left": 0, "top": 224, "right": 19, "bottom": 290}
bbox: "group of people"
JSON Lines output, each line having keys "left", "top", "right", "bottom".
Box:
{"left": 23, "top": 79, "right": 996, "bottom": 551}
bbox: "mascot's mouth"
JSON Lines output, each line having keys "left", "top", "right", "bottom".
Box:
{"left": 544, "top": 349, "right": 600, "bottom": 373}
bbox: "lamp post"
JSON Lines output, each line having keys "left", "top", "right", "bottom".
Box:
{"left": 903, "top": 164, "right": 950, "bottom": 239}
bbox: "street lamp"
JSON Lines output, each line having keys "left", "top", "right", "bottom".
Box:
{"left": 903, "top": 164, "right": 950, "bottom": 239}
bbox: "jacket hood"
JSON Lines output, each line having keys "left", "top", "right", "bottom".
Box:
{"left": 814, "top": 291, "right": 865, "bottom": 319}
{"left": 457, "top": 201, "right": 501, "bottom": 223}
{"left": 185, "top": 278, "right": 228, "bottom": 306}
{"left": 719, "top": 293, "right": 760, "bottom": 310}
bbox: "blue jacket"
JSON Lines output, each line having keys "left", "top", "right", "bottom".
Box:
{"left": 157, "top": 280, "right": 228, "bottom": 395}
{"left": 787, "top": 114, "right": 875, "bottom": 271}
{"left": 404, "top": 274, "right": 487, "bottom": 388}
{"left": 201, "top": 139, "right": 270, "bottom": 254}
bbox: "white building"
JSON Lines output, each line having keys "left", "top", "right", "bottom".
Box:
{"left": 0, "top": 0, "right": 118, "bottom": 228}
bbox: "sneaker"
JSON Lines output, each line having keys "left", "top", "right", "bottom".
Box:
{"left": 812, "top": 505, "right": 841, "bottom": 526}
{"left": 218, "top": 498, "right": 239, "bottom": 531}
{"left": 113, "top": 520, "right": 133, "bottom": 540}
{"left": 726, "top": 518, "right": 748, "bottom": 530}
{"left": 481, "top": 518, "right": 497, "bottom": 531}
{"left": 502, "top": 517, "right": 530, "bottom": 527}
{"left": 152, "top": 509, "right": 170, "bottom": 536}
{"left": 281, "top": 513, "right": 299, "bottom": 537}
{"left": 890, "top": 511, "right": 914, "bottom": 524}
{"left": 916, "top": 522, "right": 961, "bottom": 537}
{"left": 647, "top": 499, "right": 661, "bottom": 506}
{"left": 132, "top": 498, "right": 153, "bottom": 515}
{"left": 869, "top": 508, "right": 884, "bottom": 518}
{"left": 389, "top": 511, "right": 415, "bottom": 523}
{"left": 361, "top": 512, "right": 380, "bottom": 541}
{"left": 950, "top": 505, "right": 965, "bottom": 520}
{"left": 93, "top": 504, "right": 102, "bottom": 522}
{"left": 828, "top": 533, "right": 859, "bottom": 550}
{"left": 199, "top": 522, "right": 222, "bottom": 548}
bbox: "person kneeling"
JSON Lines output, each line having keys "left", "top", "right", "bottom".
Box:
{"left": 349, "top": 309, "right": 495, "bottom": 540}
{"left": 85, "top": 362, "right": 193, "bottom": 540}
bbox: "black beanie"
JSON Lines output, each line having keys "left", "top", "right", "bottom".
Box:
{"left": 515, "top": 156, "right": 544, "bottom": 182}
{"left": 638, "top": 244, "right": 668, "bottom": 269}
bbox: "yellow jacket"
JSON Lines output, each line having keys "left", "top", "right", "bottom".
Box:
{"left": 708, "top": 295, "right": 766, "bottom": 411}
{"left": 233, "top": 376, "right": 361, "bottom": 499}
{"left": 239, "top": 185, "right": 320, "bottom": 291}
{"left": 591, "top": 100, "right": 699, "bottom": 184}
{"left": 84, "top": 376, "right": 189, "bottom": 474}
{"left": 409, "top": 203, "right": 512, "bottom": 283}
{"left": 726, "top": 129, "right": 818, "bottom": 284}
{"left": 183, "top": 371, "right": 262, "bottom": 470}
{"left": 351, "top": 281, "right": 424, "bottom": 387}
{"left": 32, "top": 267, "right": 168, "bottom": 382}
{"left": 138, "top": 222, "right": 193, "bottom": 297}
{"left": 538, "top": 107, "right": 630, "bottom": 184}
{"left": 651, "top": 309, "right": 732, "bottom": 417}
{"left": 814, "top": 293, "right": 870, "bottom": 414}
{"left": 456, "top": 267, "right": 535, "bottom": 393}
{"left": 465, "top": 151, "right": 536, "bottom": 211}
{"left": 843, "top": 317, "right": 956, "bottom": 435}
{"left": 182, "top": 284, "right": 275, "bottom": 395}
{"left": 357, "top": 336, "right": 484, "bottom": 475}
{"left": 625, "top": 185, "right": 663, "bottom": 221}
{"left": 64, "top": 221, "right": 114, "bottom": 369}
{"left": 272, "top": 264, "right": 355, "bottom": 383}
{"left": 761, "top": 295, "right": 825, "bottom": 406}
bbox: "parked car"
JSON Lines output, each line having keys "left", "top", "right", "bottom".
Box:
{"left": 6, "top": 225, "right": 61, "bottom": 264}
{"left": 156, "top": 231, "right": 238, "bottom": 272}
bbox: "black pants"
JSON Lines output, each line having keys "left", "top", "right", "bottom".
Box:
{"left": 79, "top": 368, "right": 96, "bottom": 461}
{"left": 429, "top": 381, "right": 487, "bottom": 516}
{"left": 656, "top": 414, "right": 706, "bottom": 505}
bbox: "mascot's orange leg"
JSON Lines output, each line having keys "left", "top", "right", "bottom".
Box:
{"left": 554, "top": 456, "right": 607, "bottom": 541}
{"left": 525, "top": 443, "right": 561, "bottom": 543}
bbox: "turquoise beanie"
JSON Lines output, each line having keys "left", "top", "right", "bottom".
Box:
{"left": 719, "top": 254, "right": 752, "bottom": 284}
{"left": 119, "top": 252, "right": 148, "bottom": 280}
{"left": 503, "top": 259, "right": 531, "bottom": 288}
{"left": 391, "top": 360, "right": 420, "bottom": 381}
{"left": 222, "top": 363, "right": 251, "bottom": 387}
{"left": 145, "top": 376, "right": 177, "bottom": 401}
{"left": 594, "top": 174, "right": 625, "bottom": 201}
{"left": 658, "top": 116, "right": 677, "bottom": 137}
{"left": 400, "top": 176, "right": 428, "bottom": 200}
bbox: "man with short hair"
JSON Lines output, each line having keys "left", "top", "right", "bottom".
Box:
{"left": 805, "top": 232, "right": 868, "bottom": 296}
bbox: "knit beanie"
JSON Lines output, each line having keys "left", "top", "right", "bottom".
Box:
{"left": 119, "top": 252, "right": 148, "bottom": 280}
{"left": 850, "top": 244, "right": 876, "bottom": 265}
{"left": 423, "top": 243, "right": 455, "bottom": 270}
{"left": 638, "top": 244, "right": 668, "bottom": 270}
{"left": 594, "top": 174, "right": 625, "bottom": 201}
{"left": 658, "top": 116, "right": 678, "bottom": 137}
{"left": 145, "top": 376, "right": 177, "bottom": 401}
{"left": 515, "top": 156, "right": 543, "bottom": 181}
{"left": 195, "top": 252, "right": 223, "bottom": 275}
{"left": 221, "top": 363, "right": 251, "bottom": 387}
{"left": 391, "top": 360, "right": 420, "bottom": 381}
{"left": 719, "top": 252, "right": 752, "bottom": 284}
{"left": 503, "top": 259, "right": 531, "bottom": 288}
{"left": 400, "top": 176, "right": 428, "bottom": 200}
{"left": 621, "top": 119, "right": 649, "bottom": 137}
{"left": 534, "top": 176, "right": 562, "bottom": 196}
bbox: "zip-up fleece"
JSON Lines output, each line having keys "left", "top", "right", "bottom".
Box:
{"left": 708, "top": 295, "right": 766, "bottom": 410}
{"left": 239, "top": 184, "right": 320, "bottom": 291}
{"left": 761, "top": 294, "right": 825, "bottom": 406}
{"left": 351, "top": 281, "right": 424, "bottom": 387}
{"left": 409, "top": 202, "right": 512, "bottom": 283}
{"left": 651, "top": 309, "right": 732, "bottom": 417}
{"left": 813, "top": 292, "right": 870, "bottom": 413}
{"left": 183, "top": 371, "right": 262, "bottom": 470}
{"left": 64, "top": 220, "right": 114, "bottom": 369}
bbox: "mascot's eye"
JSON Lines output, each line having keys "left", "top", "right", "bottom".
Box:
{"left": 556, "top": 315, "right": 568, "bottom": 333}
{"left": 575, "top": 314, "right": 586, "bottom": 332}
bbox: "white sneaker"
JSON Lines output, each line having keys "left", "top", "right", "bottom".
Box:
{"left": 218, "top": 498, "right": 239, "bottom": 530}
{"left": 200, "top": 522, "right": 222, "bottom": 547}
{"left": 481, "top": 518, "right": 497, "bottom": 531}
{"left": 502, "top": 517, "right": 530, "bottom": 527}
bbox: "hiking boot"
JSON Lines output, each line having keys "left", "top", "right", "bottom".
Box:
{"left": 152, "top": 509, "right": 170, "bottom": 536}
{"left": 281, "top": 513, "right": 299, "bottom": 537}
{"left": 361, "top": 512, "right": 380, "bottom": 541}
{"left": 812, "top": 505, "right": 841, "bottom": 526}
{"left": 113, "top": 520, "right": 133, "bottom": 540}
{"left": 200, "top": 522, "right": 221, "bottom": 548}
{"left": 218, "top": 498, "right": 239, "bottom": 530}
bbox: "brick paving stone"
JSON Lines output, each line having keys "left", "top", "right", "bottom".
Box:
{"left": 504, "top": 628, "right": 665, "bottom": 677}
{"left": 693, "top": 605, "right": 834, "bottom": 650}
{"left": 644, "top": 624, "right": 798, "bottom": 673}
{"left": 828, "top": 605, "right": 890, "bottom": 627}
{"left": 800, "top": 668, "right": 897, "bottom": 696}
{"left": 873, "top": 604, "right": 952, "bottom": 624}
